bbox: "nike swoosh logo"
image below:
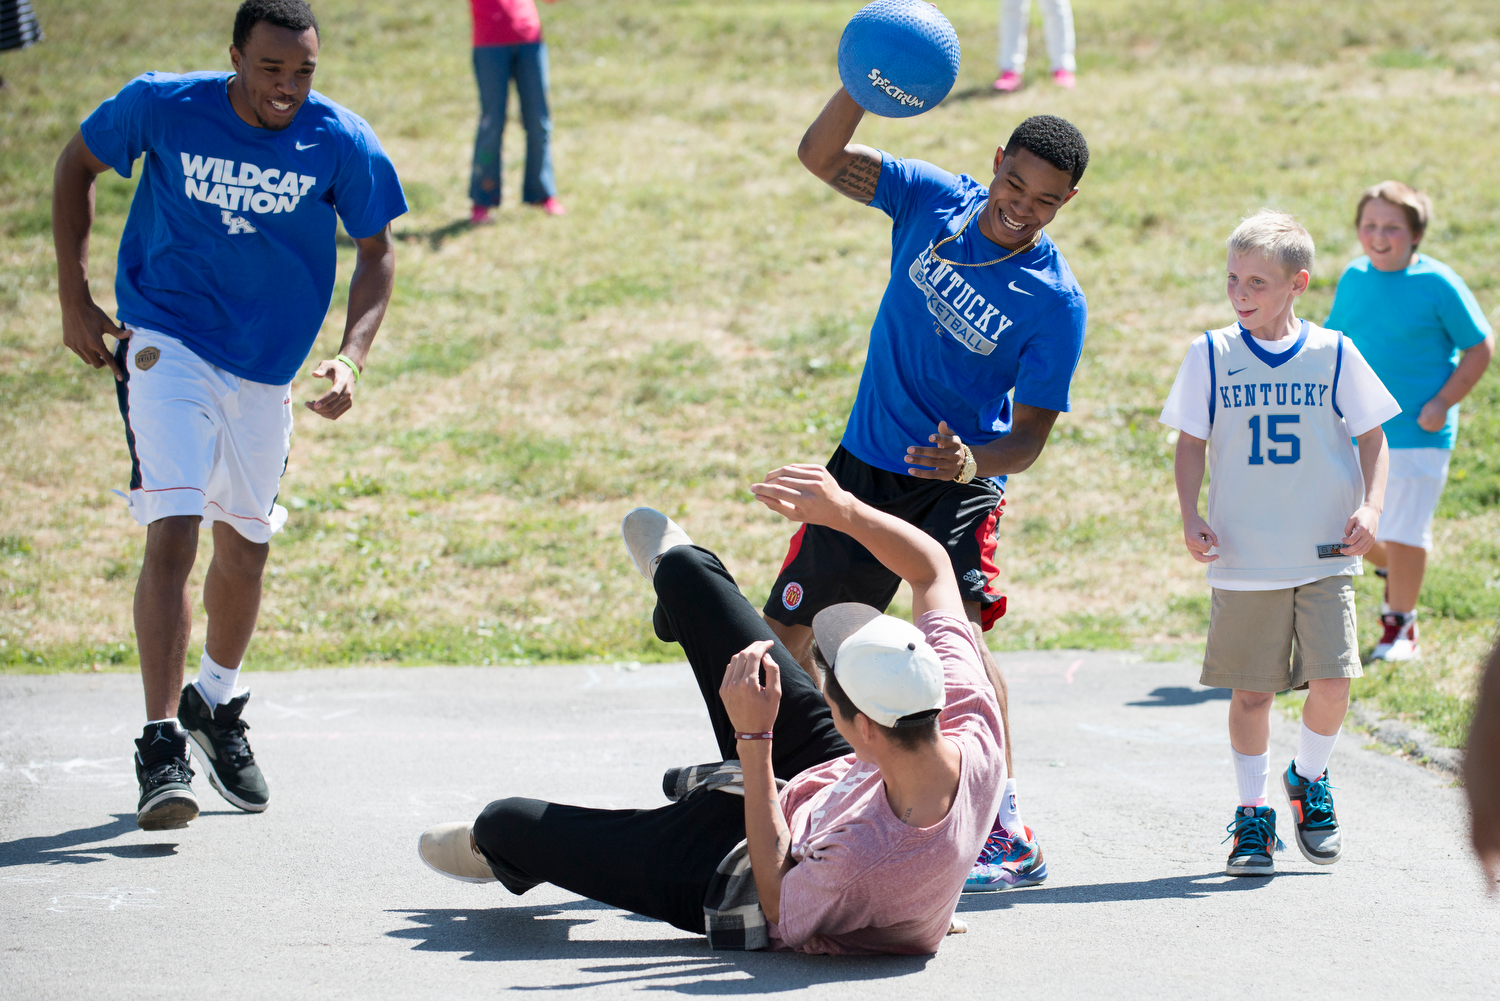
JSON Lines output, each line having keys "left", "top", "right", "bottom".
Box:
{"left": 1008, "top": 281, "right": 1033, "bottom": 296}
{"left": 1226, "top": 367, "right": 1247, "bottom": 376}
{"left": 295, "top": 141, "right": 318, "bottom": 150}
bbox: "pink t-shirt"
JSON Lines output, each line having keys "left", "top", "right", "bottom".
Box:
{"left": 766, "top": 610, "right": 1006, "bottom": 955}
{"left": 469, "top": 0, "right": 542, "bottom": 47}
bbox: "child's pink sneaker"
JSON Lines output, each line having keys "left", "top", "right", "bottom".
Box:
{"left": 1052, "top": 68, "right": 1076, "bottom": 89}
{"left": 993, "top": 70, "right": 1022, "bottom": 92}
{"left": 538, "top": 197, "right": 567, "bottom": 217}
{"left": 469, "top": 204, "right": 493, "bottom": 225}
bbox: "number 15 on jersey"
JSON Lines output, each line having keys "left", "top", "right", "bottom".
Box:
{"left": 1247, "top": 414, "right": 1300, "bottom": 465}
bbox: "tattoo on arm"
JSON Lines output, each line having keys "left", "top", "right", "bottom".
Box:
{"left": 829, "top": 152, "right": 881, "bottom": 203}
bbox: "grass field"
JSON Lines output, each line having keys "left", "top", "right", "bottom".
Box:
{"left": 2, "top": 0, "right": 1498, "bottom": 747}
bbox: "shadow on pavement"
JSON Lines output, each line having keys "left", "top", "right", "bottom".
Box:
{"left": 0, "top": 813, "right": 144, "bottom": 867}
{"left": 1128, "top": 686, "right": 1232, "bottom": 707}
{"left": 957, "top": 870, "right": 1319, "bottom": 912}
{"left": 387, "top": 902, "right": 929, "bottom": 992}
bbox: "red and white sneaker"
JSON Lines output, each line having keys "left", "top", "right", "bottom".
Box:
{"left": 537, "top": 196, "right": 567, "bottom": 216}
{"left": 993, "top": 70, "right": 1022, "bottom": 92}
{"left": 1373, "top": 612, "right": 1418, "bottom": 661}
{"left": 1051, "top": 68, "right": 1076, "bottom": 89}
{"left": 469, "top": 204, "right": 493, "bottom": 225}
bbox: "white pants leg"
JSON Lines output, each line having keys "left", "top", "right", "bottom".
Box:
{"left": 998, "top": 0, "right": 1030, "bottom": 73}
{"left": 1041, "top": 0, "right": 1077, "bottom": 72}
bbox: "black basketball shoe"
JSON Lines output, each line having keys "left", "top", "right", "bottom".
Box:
{"left": 178, "top": 684, "right": 270, "bottom": 812}
{"left": 134, "top": 721, "right": 199, "bottom": 831}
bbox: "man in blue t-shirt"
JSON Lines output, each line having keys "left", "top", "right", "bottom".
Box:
{"left": 766, "top": 87, "right": 1089, "bottom": 890}
{"left": 52, "top": 0, "right": 407, "bottom": 832}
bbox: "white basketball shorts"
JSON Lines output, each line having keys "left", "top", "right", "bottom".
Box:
{"left": 1376, "top": 447, "right": 1451, "bottom": 551}
{"left": 113, "top": 327, "right": 292, "bottom": 544}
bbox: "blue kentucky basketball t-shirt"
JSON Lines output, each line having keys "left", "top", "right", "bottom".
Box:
{"left": 842, "top": 155, "right": 1087, "bottom": 476}
{"left": 80, "top": 72, "right": 408, "bottom": 385}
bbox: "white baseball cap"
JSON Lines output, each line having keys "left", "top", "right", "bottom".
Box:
{"left": 812, "top": 603, "right": 944, "bottom": 728}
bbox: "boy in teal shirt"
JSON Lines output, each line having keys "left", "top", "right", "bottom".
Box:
{"left": 1325, "top": 181, "right": 1494, "bottom": 661}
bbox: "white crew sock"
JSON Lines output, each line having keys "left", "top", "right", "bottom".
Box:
{"left": 1232, "top": 748, "right": 1269, "bottom": 807}
{"left": 996, "top": 777, "right": 1026, "bottom": 839}
{"left": 194, "top": 651, "right": 240, "bottom": 709}
{"left": 1294, "top": 723, "right": 1339, "bottom": 781}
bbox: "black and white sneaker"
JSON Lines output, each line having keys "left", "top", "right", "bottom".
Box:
{"left": 178, "top": 684, "right": 270, "bottom": 812}
{"left": 134, "top": 722, "right": 199, "bottom": 831}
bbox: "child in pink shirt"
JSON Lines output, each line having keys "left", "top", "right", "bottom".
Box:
{"left": 467, "top": 0, "right": 565, "bottom": 221}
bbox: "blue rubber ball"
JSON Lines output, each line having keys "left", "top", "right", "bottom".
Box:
{"left": 838, "top": 0, "right": 961, "bottom": 118}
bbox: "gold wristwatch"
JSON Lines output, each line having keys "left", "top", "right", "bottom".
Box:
{"left": 954, "top": 444, "right": 977, "bottom": 484}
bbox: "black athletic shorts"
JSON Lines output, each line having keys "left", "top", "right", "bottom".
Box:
{"left": 763, "top": 446, "right": 1008, "bottom": 632}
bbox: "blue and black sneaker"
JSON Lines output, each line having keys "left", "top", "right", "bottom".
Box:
{"left": 1223, "top": 805, "right": 1282, "bottom": 877}
{"left": 1282, "top": 761, "right": 1342, "bottom": 865}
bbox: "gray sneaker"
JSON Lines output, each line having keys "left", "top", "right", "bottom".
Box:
{"left": 1282, "top": 761, "right": 1342, "bottom": 865}
{"left": 621, "top": 507, "right": 693, "bottom": 582}
{"left": 418, "top": 822, "right": 497, "bottom": 883}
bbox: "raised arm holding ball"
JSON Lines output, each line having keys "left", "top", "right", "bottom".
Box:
{"left": 763, "top": 6, "right": 1091, "bottom": 893}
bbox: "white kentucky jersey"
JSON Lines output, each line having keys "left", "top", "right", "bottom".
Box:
{"left": 1204, "top": 320, "right": 1364, "bottom": 582}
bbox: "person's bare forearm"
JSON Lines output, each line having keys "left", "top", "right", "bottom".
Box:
{"left": 739, "top": 740, "right": 791, "bottom": 924}
{"left": 1355, "top": 426, "right": 1388, "bottom": 511}
{"left": 797, "top": 89, "right": 881, "bottom": 202}
{"left": 832, "top": 495, "right": 951, "bottom": 596}
{"left": 1434, "top": 336, "right": 1494, "bottom": 409}
{"left": 970, "top": 411, "right": 1056, "bottom": 477}
{"left": 337, "top": 228, "right": 395, "bottom": 370}
{"left": 53, "top": 140, "right": 100, "bottom": 307}
{"left": 1174, "top": 433, "right": 1208, "bottom": 520}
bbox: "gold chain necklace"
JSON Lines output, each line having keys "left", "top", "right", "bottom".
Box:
{"left": 930, "top": 202, "right": 1041, "bottom": 267}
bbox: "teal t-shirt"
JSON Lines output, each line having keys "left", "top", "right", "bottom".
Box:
{"left": 1325, "top": 253, "right": 1491, "bottom": 449}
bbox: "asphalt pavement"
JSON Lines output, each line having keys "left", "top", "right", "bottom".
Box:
{"left": 2, "top": 651, "right": 1495, "bottom": 999}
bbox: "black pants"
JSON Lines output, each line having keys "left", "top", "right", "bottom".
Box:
{"left": 472, "top": 545, "right": 852, "bottom": 934}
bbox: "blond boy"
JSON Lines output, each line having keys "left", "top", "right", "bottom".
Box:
{"left": 1160, "top": 211, "right": 1398, "bottom": 875}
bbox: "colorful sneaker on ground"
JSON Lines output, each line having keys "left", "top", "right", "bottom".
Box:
{"left": 962, "top": 824, "right": 1047, "bottom": 891}
{"left": 179, "top": 684, "right": 269, "bottom": 812}
{"left": 537, "top": 196, "right": 567, "bottom": 216}
{"left": 998, "top": 826, "right": 1048, "bottom": 887}
{"left": 1223, "top": 805, "right": 1281, "bottom": 876}
{"left": 1051, "top": 68, "right": 1076, "bottom": 89}
{"left": 993, "top": 70, "right": 1022, "bottom": 92}
{"left": 469, "top": 204, "right": 493, "bottom": 225}
{"left": 1282, "top": 761, "right": 1342, "bottom": 865}
{"left": 1373, "top": 612, "right": 1418, "bottom": 661}
{"left": 134, "top": 722, "right": 198, "bottom": 831}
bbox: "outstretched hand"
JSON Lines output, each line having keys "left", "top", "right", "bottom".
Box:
{"left": 750, "top": 464, "right": 853, "bottom": 526}
{"left": 304, "top": 357, "right": 359, "bottom": 421}
{"left": 719, "top": 640, "right": 782, "bottom": 735}
{"left": 904, "top": 420, "right": 966, "bottom": 480}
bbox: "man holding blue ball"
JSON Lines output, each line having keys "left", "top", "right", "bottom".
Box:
{"left": 766, "top": 85, "right": 1090, "bottom": 892}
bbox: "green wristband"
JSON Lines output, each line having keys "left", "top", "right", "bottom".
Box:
{"left": 335, "top": 354, "right": 361, "bottom": 383}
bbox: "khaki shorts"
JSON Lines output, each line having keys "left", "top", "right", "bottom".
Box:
{"left": 1200, "top": 576, "right": 1362, "bottom": 693}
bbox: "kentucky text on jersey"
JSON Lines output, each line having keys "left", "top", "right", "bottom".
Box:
{"left": 1218, "top": 381, "right": 1331, "bottom": 409}
{"left": 909, "top": 244, "right": 1010, "bottom": 355}
{"left": 180, "top": 153, "right": 315, "bottom": 215}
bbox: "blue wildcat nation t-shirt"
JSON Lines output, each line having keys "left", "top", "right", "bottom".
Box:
{"left": 842, "top": 155, "right": 1087, "bottom": 475}
{"left": 80, "top": 71, "right": 408, "bottom": 385}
